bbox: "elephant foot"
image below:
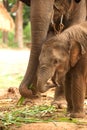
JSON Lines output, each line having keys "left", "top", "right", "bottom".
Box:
{"left": 70, "top": 112, "right": 85, "bottom": 118}
{"left": 67, "top": 106, "right": 73, "bottom": 113}
{"left": 52, "top": 98, "right": 67, "bottom": 109}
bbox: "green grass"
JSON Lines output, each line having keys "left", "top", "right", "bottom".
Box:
{"left": 0, "top": 74, "right": 23, "bottom": 89}
{"left": 0, "top": 105, "right": 56, "bottom": 127}
{"left": 1, "top": 104, "right": 86, "bottom": 130}
{"left": 0, "top": 105, "right": 82, "bottom": 128}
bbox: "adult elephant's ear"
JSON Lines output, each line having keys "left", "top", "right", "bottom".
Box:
{"left": 69, "top": 40, "right": 86, "bottom": 67}
{"left": 75, "top": 0, "right": 81, "bottom": 3}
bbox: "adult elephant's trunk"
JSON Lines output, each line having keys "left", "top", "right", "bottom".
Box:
{"left": 19, "top": 0, "right": 54, "bottom": 97}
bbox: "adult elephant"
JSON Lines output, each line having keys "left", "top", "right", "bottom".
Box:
{"left": 19, "top": 0, "right": 86, "bottom": 98}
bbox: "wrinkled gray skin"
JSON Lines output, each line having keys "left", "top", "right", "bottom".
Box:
{"left": 37, "top": 22, "right": 87, "bottom": 87}
{"left": 19, "top": 0, "right": 86, "bottom": 98}
{"left": 37, "top": 21, "right": 87, "bottom": 117}
{"left": 37, "top": 38, "right": 70, "bottom": 93}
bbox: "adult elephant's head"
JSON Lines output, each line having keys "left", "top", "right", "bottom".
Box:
{"left": 37, "top": 37, "right": 85, "bottom": 93}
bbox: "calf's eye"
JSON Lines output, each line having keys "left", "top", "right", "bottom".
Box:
{"left": 53, "top": 59, "right": 58, "bottom": 64}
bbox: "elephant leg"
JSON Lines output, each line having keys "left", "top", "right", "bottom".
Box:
{"left": 65, "top": 71, "right": 73, "bottom": 113}
{"left": 54, "top": 85, "right": 65, "bottom": 101}
{"left": 52, "top": 85, "right": 66, "bottom": 109}
{"left": 51, "top": 70, "right": 66, "bottom": 109}
{"left": 70, "top": 73, "right": 86, "bottom": 118}
{"left": 19, "top": 0, "right": 54, "bottom": 98}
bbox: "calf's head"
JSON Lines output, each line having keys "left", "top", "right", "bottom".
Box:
{"left": 37, "top": 37, "right": 85, "bottom": 93}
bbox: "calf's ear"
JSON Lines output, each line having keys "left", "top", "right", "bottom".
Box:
{"left": 69, "top": 40, "right": 86, "bottom": 67}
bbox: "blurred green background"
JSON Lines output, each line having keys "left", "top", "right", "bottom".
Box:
{"left": 0, "top": 1, "right": 31, "bottom": 89}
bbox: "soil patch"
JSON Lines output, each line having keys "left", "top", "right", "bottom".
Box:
{"left": 0, "top": 88, "right": 87, "bottom": 130}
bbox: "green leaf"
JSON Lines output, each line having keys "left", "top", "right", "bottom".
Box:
{"left": 17, "top": 96, "right": 25, "bottom": 106}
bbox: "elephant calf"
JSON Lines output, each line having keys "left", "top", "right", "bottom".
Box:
{"left": 37, "top": 21, "right": 87, "bottom": 118}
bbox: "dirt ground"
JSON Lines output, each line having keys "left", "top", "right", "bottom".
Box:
{"left": 14, "top": 122, "right": 87, "bottom": 130}
{"left": 0, "top": 49, "right": 87, "bottom": 130}
{"left": 0, "top": 87, "right": 87, "bottom": 130}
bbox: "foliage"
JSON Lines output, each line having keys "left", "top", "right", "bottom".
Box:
{"left": 0, "top": 31, "right": 17, "bottom": 48}
{"left": 23, "top": 5, "right": 31, "bottom": 26}
{"left": 0, "top": 105, "right": 82, "bottom": 129}
{"left": 0, "top": 0, "right": 31, "bottom": 48}
{"left": 23, "top": 22, "right": 31, "bottom": 44}
{"left": 8, "top": 32, "right": 18, "bottom": 48}
{"left": 0, "top": 21, "right": 31, "bottom": 48}
{"left": 17, "top": 96, "right": 25, "bottom": 106}
{"left": 0, "top": 105, "right": 56, "bottom": 127}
